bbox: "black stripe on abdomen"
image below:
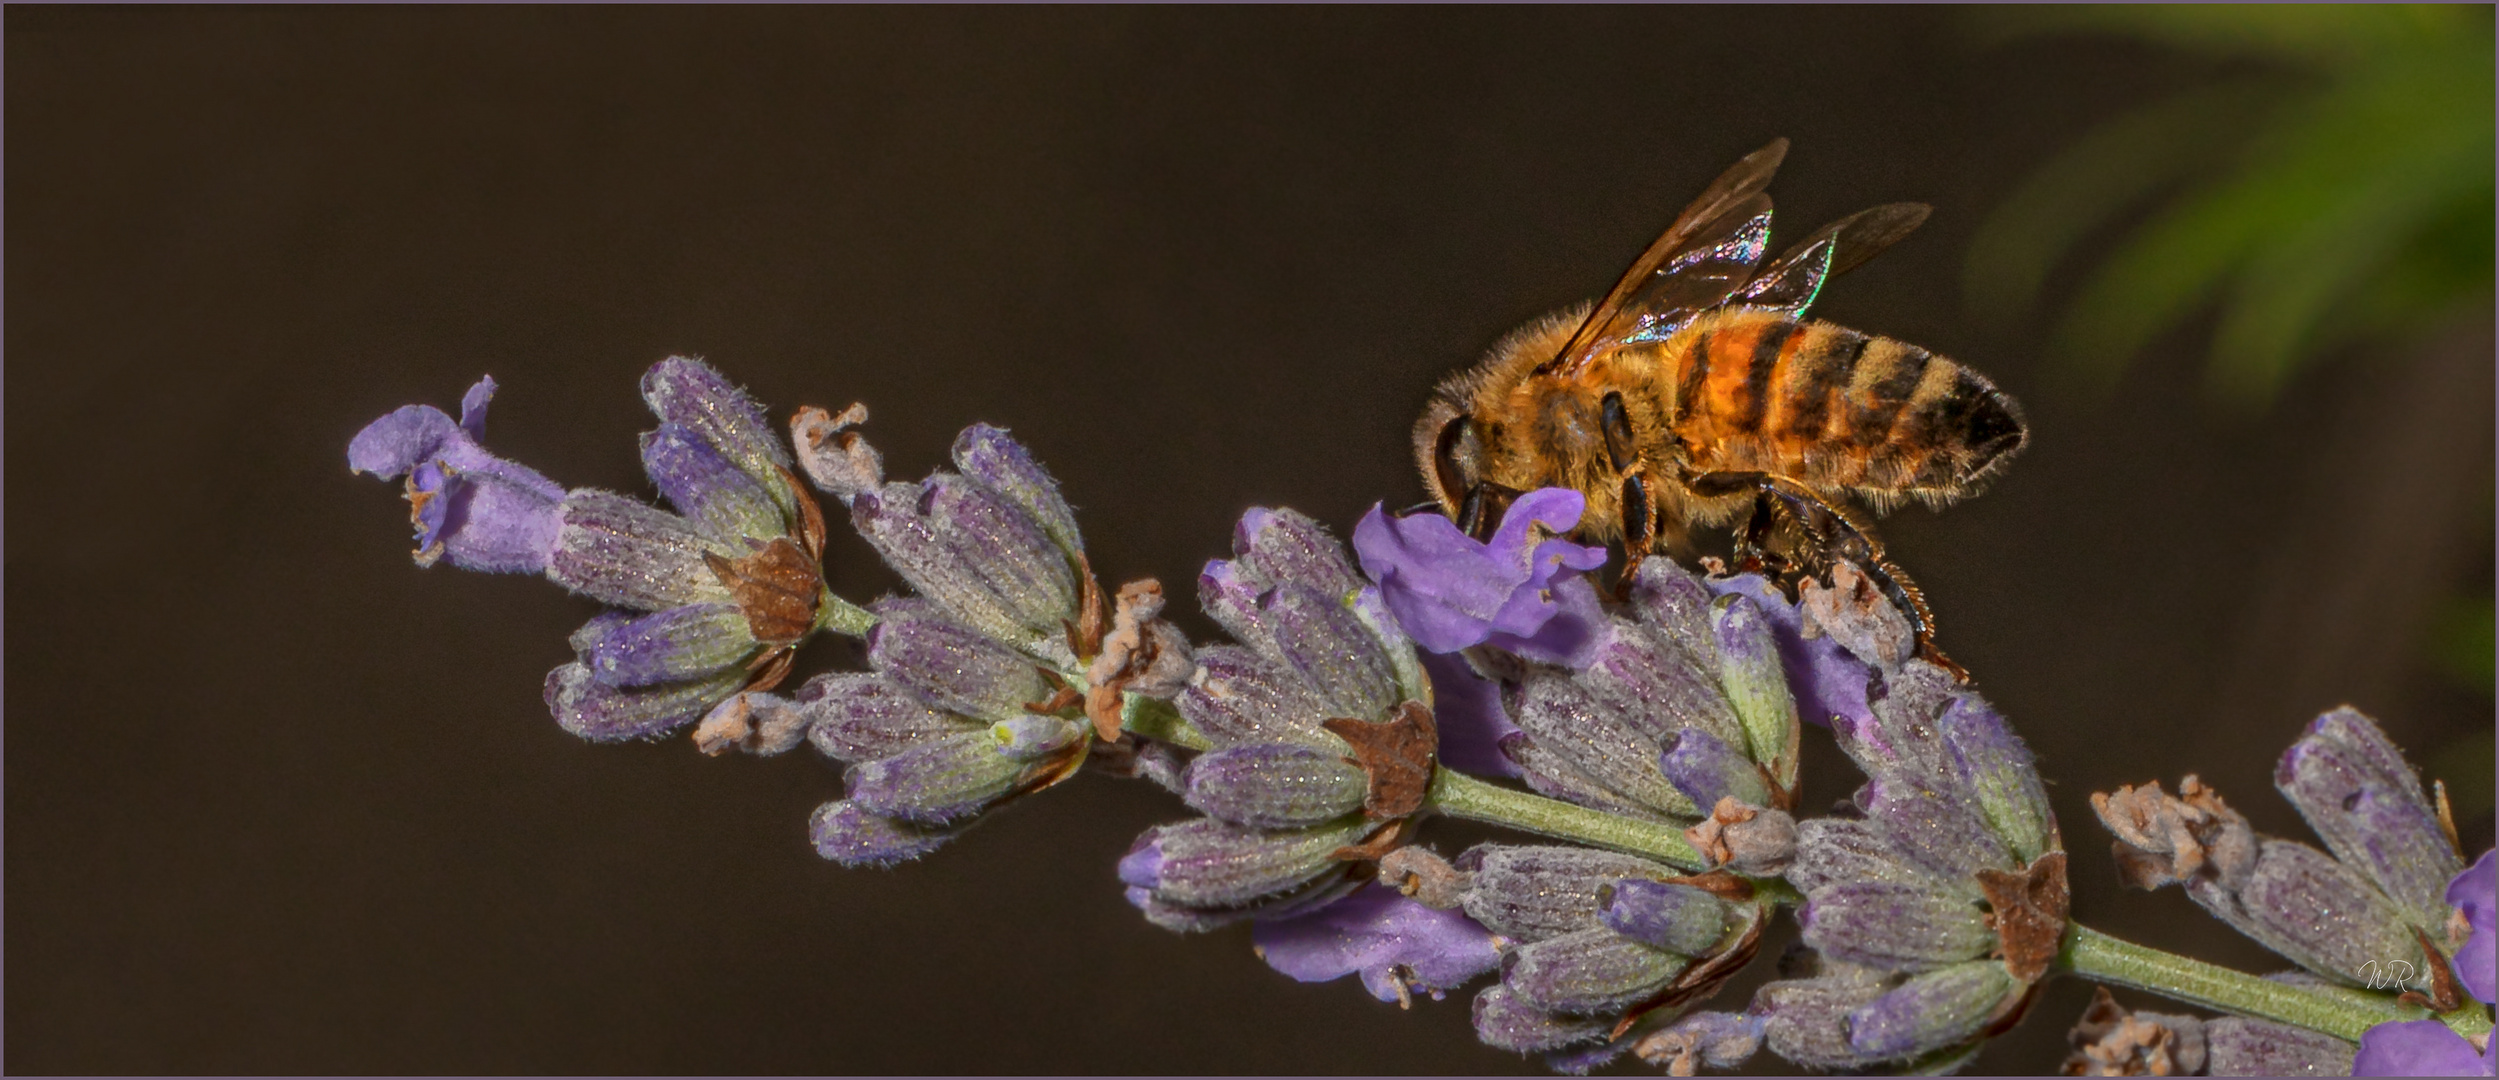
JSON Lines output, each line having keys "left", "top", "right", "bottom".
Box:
{"left": 1730, "top": 320, "right": 1799, "bottom": 434}
{"left": 1778, "top": 327, "right": 1866, "bottom": 440}
{"left": 1845, "top": 339, "right": 1931, "bottom": 448}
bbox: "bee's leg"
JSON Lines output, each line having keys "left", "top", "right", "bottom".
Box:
{"left": 1456, "top": 482, "right": 1523, "bottom": 541}
{"left": 1600, "top": 392, "right": 1657, "bottom": 592}
{"left": 1687, "top": 471, "right": 1969, "bottom": 683}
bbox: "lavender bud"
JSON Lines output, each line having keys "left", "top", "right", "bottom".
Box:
{"left": 1234, "top": 507, "right": 1366, "bottom": 603}
{"left": 865, "top": 606, "right": 1048, "bottom": 722}
{"left": 639, "top": 423, "right": 785, "bottom": 544}
{"left": 1175, "top": 647, "right": 1339, "bottom": 750}
{"left": 1503, "top": 925, "right": 1690, "bottom": 1015}
{"left": 2277, "top": 708, "right": 2462, "bottom": 930}
{"left": 1579, "top": 621, "right": 1743, "bottom": 750}
{"left": 1472, "top": 984, "right": 1611, "bottom": 1054}
{"left": 543, "top": 662, "right": 748, "bottom": 743}
{"left": 844, "top": 730, "right": 1025, "bottom": 825}
{"left": 801, "top": 672, "right": 975, "bottom": 763}
{"left": 1937, "top": 694, "right": 2056, "bottom": 865}
{"left": 809, "top": 799, "right": 956, "bottom": 868}
{"left": 1120, "top": 817, "right": 1368, "bottom": 910}
{"left": 1461, "top": 845, "right": 1675, "bottom": 943}
{"left": 2187, "top": 838, "right": 2425, "bottom": 987}
{"left": 1797, "top": 882, "right": 1994, "bottom": 972}
{"left": 790, "top": 404, "right": 884, "bottom": 504}
{"left": 1786, "top": 818, "right": 1976, "bottom": 898}
{"left": 1757, "top": 967, "right": 1892, "bottom": 1070}
{"left": 2203, "top": 1017, "right": 2356, "bottom": 1077}
{"left": 991, "top": 715, "right": 1083, "bottom": 761}
{"left": 1181, "top": 743, "right": 1368, "bottom": 829}
{"left": 1513, "top": 674, "right": 1691, "bottom": 817}
{"left": 1832, "top": 658, "right": 1959, "bottom": 782}
{"left": 1844, "top": 959, "right": 2019, "bottom": 1060}
{"left": 1857, "top": 772, "right": 2012, "bottom": 882}
{"left": 951, "top": 424, "right": 1081, "bottom": 558}
{"left": 1127, "top": 872, "right": 1361, "bottom": 934}
{"left": 922, "top": 473, "right": 1078, "bottom": 637}
{"left": 1711, "top": 592, "right": 1800, "bottom": 773}
{"left": 548, "top": 490, "right": 735, "bottom": 611}
{"left": 1198, "top": 559, "right": 1273, "bottom": 655}
{"left": 1598, "top": 879, "right": 1734, "bottom": 956}
{"left": 852, "top": 483, "right": 1054, "bottom": 652}
{"left": 1262, "top": 583, "right": 1398, "bottom": 721}
{"left": 639, "top": 358, "right": 791, "bottom": 498}
{"left": 1500, "top": 732, "right": 1677, "bottom": 823}
{"left": 571, "top": 602, "right": 757, "bottom": 687}
{"left": 1626, "top": 556, "right": 1718, "bottom": 659}
{"left": 1658, "top": 728, "right": 1773, "bottom": 810}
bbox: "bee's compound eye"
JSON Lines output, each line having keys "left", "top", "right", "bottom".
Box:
{"left": 1431, "top": 416, "right": 1480, "bottom": 511}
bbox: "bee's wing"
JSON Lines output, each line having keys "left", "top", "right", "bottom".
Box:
{"left": 1734, "top": 202, "right": 1932, "bottom": 315}
{"left": 1539, "top": 139, "right": 1789, "bottom": 377}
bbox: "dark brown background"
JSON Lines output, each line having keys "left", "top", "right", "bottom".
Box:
{"left": 9, "top": 6, "right": 2491, "bottom": 1075}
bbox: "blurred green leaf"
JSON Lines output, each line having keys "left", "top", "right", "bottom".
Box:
{"left": 2426, "top": 594, "right": 2495, "bottom": 694}
{"left": 1967, "top": 5, "right": 2494, "bottom": 408}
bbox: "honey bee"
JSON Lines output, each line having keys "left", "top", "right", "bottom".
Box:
{"left": 1412, "top": 139, "right": 2025, "bottom": 675}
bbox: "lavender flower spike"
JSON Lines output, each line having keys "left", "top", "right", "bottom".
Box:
{"left": 2352, "top": 848, "right": 2497, "bottom": 1077}
{"left": 1351, "top": 488, "right": 1607, "bottom": 665}
{"left": 348, "top": 376, "right": 565, "bottom": 573}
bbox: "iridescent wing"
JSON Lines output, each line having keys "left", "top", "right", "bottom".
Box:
{"left": 1733, "top": 202, "right": 1931, "bottom": 316}
{"left": 1537, "top": 139, "right": 1789, "bottom": 377}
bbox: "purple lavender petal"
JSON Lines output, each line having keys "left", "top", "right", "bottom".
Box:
{"left": 2448, "top": 849, "right": 2495, "bottom": 1003}
{"left": 639, "top": 423, "right": 784, "bottom": 544}
{"left": 543, "top": 661, "right": 748, "bottom": 743}
{"left": 349, "top": 381, "right": 567, "bottom": 574}
{"left": 809, "top": 799, "right": 957, "bottom": 868}
{"left": 2352, "top": 1020, "right": 2481, "bottom": 1077}
{"left": 1704, "top": 573, "right": 1874, "bottom": 731}
{"left": 1421, "top": 651, "right": 1521, "bottom": 778}
{"left": 1350, "top": 492, "right": 1607, "bottom": 656}
{"left": 457, "top": 375, "right": 496, "bottom": 437}
{"left": 1252, "top": 883, "right": 1503, "bottom": 1003}
{"left": 571, "top": 602, "right": 757, "bottom": 687}
{"left": 1484, "top": 575, "right": 1608, "bottom": 668}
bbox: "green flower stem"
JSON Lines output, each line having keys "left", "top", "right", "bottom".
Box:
{"left": 2060, "top": 922, "right": 2494, "bottom": 1042}
{"left": 1424, "top": 768, "right": 1706, "bottom": 871}
{"left": 816, "top": 590, "right": 876, "bottom": 638}
{"left": 1118, "top": 695, "right": 1210, "bottom": 751}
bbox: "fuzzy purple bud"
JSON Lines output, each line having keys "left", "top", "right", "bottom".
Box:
{"left": 1785, "top": 818, "right": 1976, "bottom": 898}
{"left": 843, "top": 730, "right": 1026, "bottom": 825}
{"left": 1182, "top": 743, "right": 1368, "bottom": 829}
{"left": 809, "top": 799, "right": 957, "bottom": 868}
{"left": 1598, "top": 878, "right": 1733, "bottom": 956}
{"left": 2277, "top": 708, "right": 2463, "bottom": 931}
{"left": 547, "top": 490, "right": 737, "bottom": 611}
{"left": 951, "top": 423, "right": 1082, "bottom": 558}
{"left": 1502, "top": 924, "right": 1689, "bottom": 1015}
{"left": 1174, "top": 647, "right": 1340, "bottom": 750}
{"left": 1844, "top": 960, "right": 2019, "bottom": 1060}
{"left": 639, "top": 357, "right": 791, "bottom": 497}
{"left": 1472, "top": 984, "right": 1611, "bottom": 1054}
{"left": 1460, "top": 845, "right": 1676, "bottom": 943}
{"left": 2186, "top": 837, "right": 2426, "bottom": 988}
{"left": 1710, "top": 592, "right": 1800, "bottom": 775}
{"left": 920, "top": 472, "right": 1078, "bottom": 637}
{"left": 1756, "top": 967, "right": 1893, "bottom": 1070}
{"left": 1500, "top": 732, "right": 1678, "bottom": 823}
{"left": 1512, "top": 673, "right": 1691, "bottom": 817}
{"left": 800, "top": 672, "right": 973, "bottom": 763}
{"left": 1937, "top": 694, "right": 2056, "bottom": 865}
{"left": 2205, "top": 1017, "right": 2358, "bottom": 1077}
{"left": 1797, "top": 882, "right": 1994, "bottom": 972}
{"left": 638, "top": 423, "right": 785, "bottom": 544}
{"left": 1856, "top": 772, "right": 2012, "bottom": 882}
{"left": 1234, "top": 507, "right": 1367, "bottom": 603}
{"left": 543, "top": 661, "right": 749, "bottom": 743}
{"left": 1122, "top": 818, "right": 1369, "bottom": 910}
{"left": 865, "top": 605, "right": 1049, "bottom": 722}
{"left": 1658, "top": 727, "right": 1773, "bottom": 811}
{"left": 1260, "top": 582, "right": 1399, "bottom": 721}
{"left": 570, "top": 602, "right": 758, "bottom": 687}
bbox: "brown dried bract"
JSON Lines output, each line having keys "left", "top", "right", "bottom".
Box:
{"left": 1081, "top": 578, "right": 1194, "bottom": 742}
{"left": 1977, "top": 850, "right": 2070, "bottom": 984}
{"left": 1329, "top": 818, "right": 1410, "bottom": 864}
{"left": 1378, "top": 847, "right": 1469, "bottom": 909}
{"left": 2091, "top": 776, "right": 2255, "bottom": 891}
{"left": 1324, "top": 701, "right": 1438, "bottom": 820}
{"left": 1798, "top": 560, "right": 1914, "bottom": 669}
{"left": 2402, "top": 927, "right": 2466, "bottom": 1013}
{"left": 706, "top": 537, "right": 825, "bottom": 645}
{"left": 2062, "top": 987, "right": 2203, "bottom": 1076}
{"left": 1064, "top": 555, "right": 1110, "bottom": 664}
